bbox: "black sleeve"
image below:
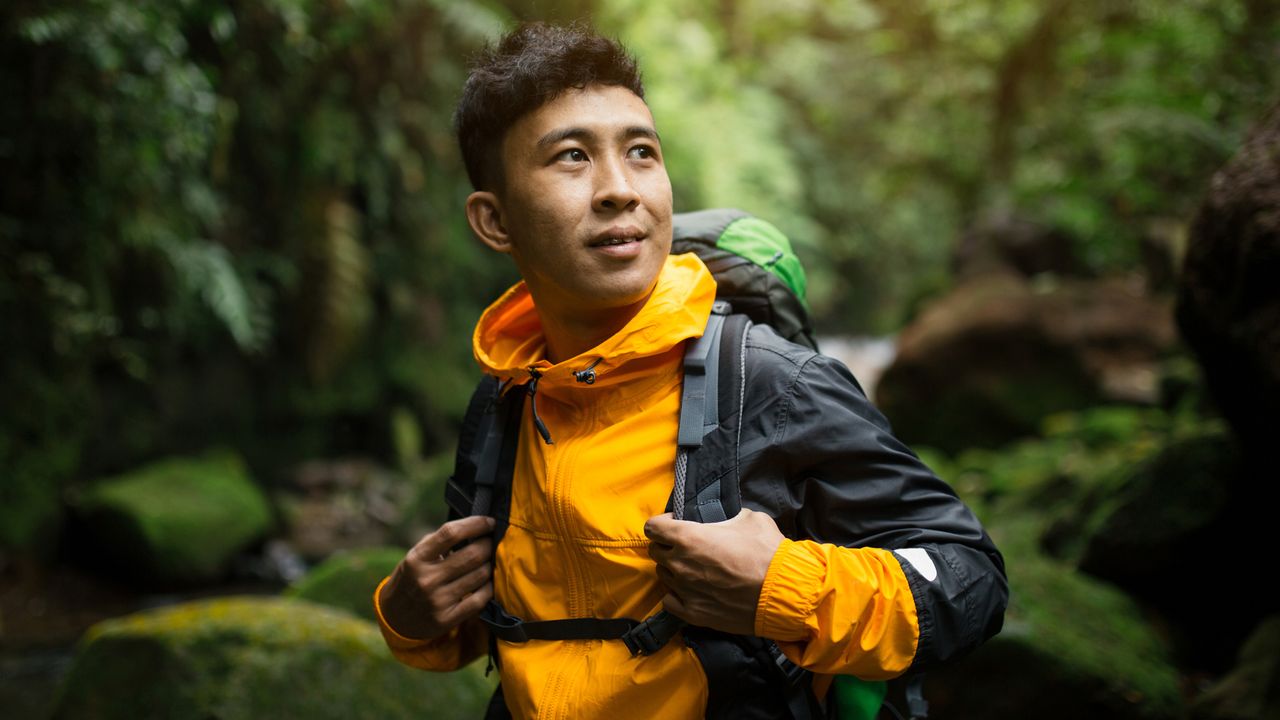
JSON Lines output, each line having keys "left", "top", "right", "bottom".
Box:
{"left": 745, "top": 345, "right": 1008, "bottom": 670}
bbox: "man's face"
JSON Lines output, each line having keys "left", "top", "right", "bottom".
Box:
{"left": 495, "top": 84, "right": 674, "bottom": 320}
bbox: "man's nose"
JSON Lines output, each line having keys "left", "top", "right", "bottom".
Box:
{"left": 593, "top": 156, "right": 640, "bottom": 211}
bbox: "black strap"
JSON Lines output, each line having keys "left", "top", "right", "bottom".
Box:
{"left": 480, "top": 602, "right": 687, "bottom": 658}
{"left": 446, "top": 376, "right": 501, "bottom": 518}
{"left": 471, "top": 384, "right": 508, "bottom": 517}
{"left": 470, "top": 383, "right": 524, "bottom": 546}
{"left": 482, "top": 602, "right": 638, "bottom": 642}
{"left": 620, "top": 610, "right": 687, "bottom": 656}
{"left": 759, "top": 641, "right": 818, "bottom": 720}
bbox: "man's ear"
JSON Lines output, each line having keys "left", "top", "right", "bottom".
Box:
{"left": 465, "top": 191, "right": 512, "bottom": 254}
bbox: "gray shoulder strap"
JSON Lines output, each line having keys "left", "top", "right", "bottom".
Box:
{"left": 678, "top": 300, "right": 731, "bottom": 448}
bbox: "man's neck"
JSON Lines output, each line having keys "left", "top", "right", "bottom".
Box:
{"left": 537, "top": 294, "right": 651, "bottom": 365}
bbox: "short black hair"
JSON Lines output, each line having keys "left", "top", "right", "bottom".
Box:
{"left": 454, "top": 22, "right": 645, "bottom": 192}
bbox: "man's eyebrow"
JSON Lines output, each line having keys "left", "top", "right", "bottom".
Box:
{"left": 537, "top": 127, "right": 595, "bottom": 149}
{"left": 536, "top": 125, "right": 662, "bottom": 149}
{"left": 623, "top": 126, "right": 661, "bottom": 143}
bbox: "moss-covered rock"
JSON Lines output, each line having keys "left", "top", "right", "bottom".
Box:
{"left": 1177, "top": 99, "right": 1280, "bottom": 462}
{"left": 1082, "top": 430, "right": 1236, "bottom": 564}
{"left": 52, "top": 596, "right": 494, "bottom": 720}
{"left": 1071, "top": 429, "right": 1264, "bottom": 672}
{"left": 877, "top": 273, "right": 1176, "bottom": 453}
{"left": 68, "top": 450, "right": 272, "bottom": 585}
{"left": 285, "top": 547, "right": 404, "bottom": 623}
{"left": 927, "top": 519, "right": 1183, "bottom": 720}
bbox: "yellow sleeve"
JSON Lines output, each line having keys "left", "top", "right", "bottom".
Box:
{"left": 372, "top": 576, "right": 489, "bottom": 671}
{"left": 753, "top": 539, "right": 919, "bottom": 680}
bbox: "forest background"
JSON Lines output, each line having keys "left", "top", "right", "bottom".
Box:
{"left": 2, "top": 0, "right": 1279, "bottom": 718}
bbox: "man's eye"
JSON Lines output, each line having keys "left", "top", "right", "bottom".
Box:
{"left": 557, "top": 149, "right": 588, "bottom": 162}
{"left": 628, "top": 145, "right": 656, "bottom": 160}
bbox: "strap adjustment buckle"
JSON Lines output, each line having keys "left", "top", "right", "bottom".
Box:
{"left": 481, "top": 601, "right": 529, "bottom": 643}
{"left": 774, "top": 647, "right": 806, "bottom": 687}
{"left": 621, "top": 621, "right": 664, "bottom": 656}
{"left": 621, "top": 611, "right": 686, "bottom": 656}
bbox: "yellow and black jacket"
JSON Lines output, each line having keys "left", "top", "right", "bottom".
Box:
{"left": 375, "top": 253, "right": 1006, "bottom": 719}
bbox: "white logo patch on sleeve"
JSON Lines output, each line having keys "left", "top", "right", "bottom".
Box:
{"left": 895, "top": 548, "right": 938, "bottom": 582}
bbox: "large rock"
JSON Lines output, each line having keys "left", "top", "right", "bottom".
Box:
{"left": 927, "top": 519, "right": 1183, "bottom": 720}
{"left": 877, "top": 273, "right": 1175, "bottom": 453}
{"left": 52, "top": 596, "right": 494, "bottom": 720}
{"left": 1177, "top": 99, "right": 1280, "bottom": 460}
{"left": 68, "top": 450, "right": 272, "bottom": 585}
{"left": 1191, "top": 616, "right": 1280, "bottom": 720}
{"left": 285, "top": 546, "right": 404, "bottom": 623}
{"left": 1069, "top": 430, "right": 1265, "bottom": 672}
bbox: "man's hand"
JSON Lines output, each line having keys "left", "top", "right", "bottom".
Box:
{"left": 378, "top": 516, "right": 495, "bottom": 640}
{"left": 644, "top": 508, "right": 785, "bottom": 636}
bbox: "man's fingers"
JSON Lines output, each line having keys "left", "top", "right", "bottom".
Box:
{"left": 655, "top": 564, "right": 680, "bottom": 591}
{"left": 644, "top": 512, "right": 689, "bottom": 546}
{"left": 420, "top": 537, "right": 492, "bottom": 588}
{"left": 647, "top": 539, "right": 672, "bottom": 563}
{"left": 450, "top": 562, "right": 493, "bottom": 601}
{"left": 661, "top": 592, "right": 689, "bottom": 622}
{"left": 412, "top": 516, "right": 495, "bottom": 562}
{"left": 442, "top": 536, "right": 493, "bottom": 569}
{"left": 441, "top": 582, "right": 493, "bottom": 627}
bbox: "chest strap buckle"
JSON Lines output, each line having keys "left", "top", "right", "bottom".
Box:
{"left": 620, "top": 610, "right": 688, "bottom": 656}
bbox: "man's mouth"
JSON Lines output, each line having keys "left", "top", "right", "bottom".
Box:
{"left": 590, "top": 227, "right": 646, "bottom": 247}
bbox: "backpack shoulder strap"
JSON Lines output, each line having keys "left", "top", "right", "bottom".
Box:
{"left": 672, "top": 300, "right": 730, "bottom": 520}
{"left": 677, "top": 301, "right": 729, "bottom": 447}
{"left": 673, "top": 307, "right": 752, "bottom": 523}
{"left": 445, "top": 375, "right": 499, "bottom": 519}
{"left": 445, "top": 375, "right": 523, "bottom": 547}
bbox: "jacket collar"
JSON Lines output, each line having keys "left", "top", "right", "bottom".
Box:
{"left": 473, "top": 253, "right": 716, "bottom": 393}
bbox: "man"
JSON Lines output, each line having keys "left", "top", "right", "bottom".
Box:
{"left": 375, "top": 22, "right": 1007, "bottom": 719}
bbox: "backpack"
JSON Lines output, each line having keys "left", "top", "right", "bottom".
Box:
{"left": 445, "top": 209, "right": 900, "bottom": 720}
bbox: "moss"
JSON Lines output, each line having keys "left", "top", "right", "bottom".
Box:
{"left": 285, "top": 547, "right": 404, "bottom": 623}
{"left": 992, "top": 519, "right": 1182, "bottom": 716}
{"left": 71, "top": 449, "right": 272, "bottom": 584}
{"left": 1088, "top": 429, "right": 1235, "bottom": 550}
{"left": 53, "top": 596, "right": 494, "bottom": 720}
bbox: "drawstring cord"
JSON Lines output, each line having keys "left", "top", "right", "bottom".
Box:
{"left": 523, "top": 358, "right": 600, "bottom": 445}
{"left": 526, "top": 368, "right": 554, "bottom": 445}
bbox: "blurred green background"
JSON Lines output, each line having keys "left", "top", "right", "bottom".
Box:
{"left": 2, "top": 0, "right": 1278, "bottom": 718}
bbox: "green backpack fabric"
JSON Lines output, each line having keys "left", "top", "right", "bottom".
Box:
{"left": 670, "top": 209, "right": 818, "bottom": 351}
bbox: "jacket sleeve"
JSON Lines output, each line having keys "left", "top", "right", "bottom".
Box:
{"left": 746, "top": 351, "right": 1007, "bottom": 677}
{"left": 372, "top": 576, "right": 489, "bottom": 671}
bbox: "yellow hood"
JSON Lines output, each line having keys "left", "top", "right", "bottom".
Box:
{"left": 472, "top": 253, "right": 717, "bottom": 391}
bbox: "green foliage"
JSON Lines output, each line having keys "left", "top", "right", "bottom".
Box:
{"left": 926, "top": 403, "right": 1219, "bottom": 516}
{"left": 928, "top": 404, "right": 1219, "bottom": 716}
{"left": 612, "top": 0, "right": 1280, "bottom": 332}
{"left": 2, "top": 0, "right": 518, "bottom": 551}
{"left": 3, "top": 0, "right": 1275, "bottom": 549}
{"left": 53, "top": 596, "right": 495, "bottom": 720}
{"left": 991, "top": 517, "right": 1182, "bottom": 716}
